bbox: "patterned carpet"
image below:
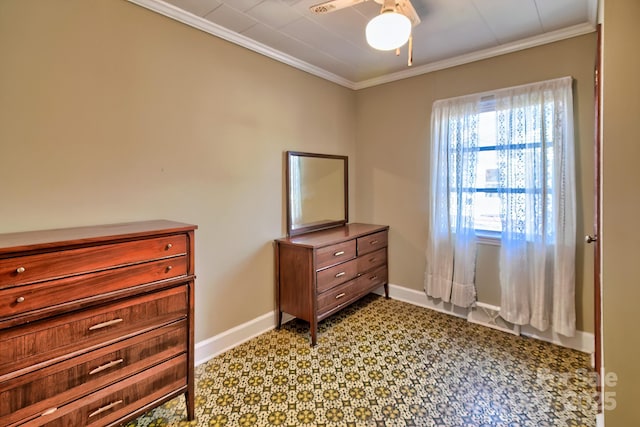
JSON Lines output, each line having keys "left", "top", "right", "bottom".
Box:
{"left": 128, "top": 294, "right": 596, "bottom": 427}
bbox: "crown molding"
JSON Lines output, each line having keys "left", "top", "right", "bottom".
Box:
{"left": 353, "top": 22, "right": 597, "bottom": 90}
{"left": 128, "top": 0, "right": 595, "bottom": 91}
{"left": 127, "top": 0, "right": 356, "bottom": 89}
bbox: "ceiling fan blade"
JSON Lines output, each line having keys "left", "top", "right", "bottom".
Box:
{"left": 309, "top": 0, "right": 368, "bottom": 14}
{"left": 397, "top": 0, "right": 421, "bottom": 26}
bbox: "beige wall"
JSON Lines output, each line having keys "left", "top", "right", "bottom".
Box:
{"left": 0, "top": 0, "right": 356, "bottom": 342}
{"left": 0, "top": 0, "right": 599, "bottom": 349}
{"left": 354, "top": 33, "right": 597, "bottom": 333}
{"left": 602, "top": 0, "right": 640, "bottom": 424}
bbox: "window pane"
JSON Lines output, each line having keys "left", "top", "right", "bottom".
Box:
{"left": 478, "top": 111, "right": 496, "bottom": 148}
{"left": 474, "top": 192, "right": 501, "bottom": 232}
{"left": 475, "top": 150, "right": 498, "bottom": 189}
{"left": 475, "top": 109, "right": 501, "bottom": 233}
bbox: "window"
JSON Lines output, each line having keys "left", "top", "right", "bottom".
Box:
{"left": 457, "top": 97, "right": 556, "bottom": 240}
{"left": 426, "top": 76, "right": 576, "bottom": 335}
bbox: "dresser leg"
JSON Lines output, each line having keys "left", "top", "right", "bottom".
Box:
{"left": 186, "top": 389, "right": 195, "bottom": 421}
{"left": 384, "top": 283, "right": 389, "bottom": 299}
{"left": 310, "top": 320, "right": 317, "bottom": 346}
{"left": 277, "top": 310, "right": 283, "bottom": 329}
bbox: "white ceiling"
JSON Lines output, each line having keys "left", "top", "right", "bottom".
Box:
{"left": 129, "top": 0, "right": 597, "bottom": 89}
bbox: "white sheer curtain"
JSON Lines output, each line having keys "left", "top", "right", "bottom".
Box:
{"left": 424, "top": 95, "right": 480, "bottom": 307}
{"left": 495, "top": 77, "right": 576, "bottom": 336}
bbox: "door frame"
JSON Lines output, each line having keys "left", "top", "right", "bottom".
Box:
{"left": 593, "top": 23, "right": 602, "bottom": 386}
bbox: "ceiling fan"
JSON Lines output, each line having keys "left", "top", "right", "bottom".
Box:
{"left": 309, "top": 0, "right": 421, "bottom": 65}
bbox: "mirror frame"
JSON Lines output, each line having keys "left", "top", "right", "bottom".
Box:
{"left": 286, "top": 151, "right": 349, "bottom": 237}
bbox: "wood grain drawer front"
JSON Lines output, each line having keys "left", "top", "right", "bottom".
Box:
{"left": 0, "top": 285, "right": 188, "bottom": 378}
{"left": 357, "top": 231, "right": 388, "bottom": 256}
{"left": 315, "top": 240, "right": 356, "bottom": 270}
{"left": 0, "top": 234, "right": 187, "bottom": 289}
{"left": 1, "top": 320, "right": 187, "bottom": 426}
{"left": 28, "top": 355, "right": 187, "bottom": 427}
{"left": 0, "top": 256, "right": 187, "bottom": 319}
{"left": 357, "top": 247, "right": 387, "bottom": 274}
{"left": 317, "top": 279, "right": 357, "bottom": 314}
{"left": 318, "top": 266, "right": 387, "bottom": 317}
{"left": 316, "top": 258, "right": 358, "bottom": 294}
{"left": 317, "top": 266, "right": 388, "bottom": 315}
{"left": 357, "top": 265, "right": 388, "bottom": 291}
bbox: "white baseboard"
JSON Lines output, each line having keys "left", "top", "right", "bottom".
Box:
{"left": 373, "top": 284, "right": 469, "bottom": 319}
{"left": 195, "top": 283, "right": 594, "bottom": 365}
{"left": 520, "top": 324, "right": 594, "bottom": 354}
{"left": 281, "top": 312, "right": 295, "bottom": 324}
{"left": 378, "top": 283, "right": 594, "bottom": 354}
{"left": 194, "top": 311, "right": 278, "bottom": 366}
{"left": 596, "top": 412, "right": 604, "bottom": 427}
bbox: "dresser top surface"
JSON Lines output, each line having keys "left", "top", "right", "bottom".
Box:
{"left": 276, "top": 223, "right": 388, "bottom": 248}
{"left": 0, "top": 220, "right": 197, "bottom": 254}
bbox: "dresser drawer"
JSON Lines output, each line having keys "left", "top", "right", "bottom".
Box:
{"left": 357, "top": 247, "right": 387, "bottom": 273}
{"left": 317, "top": 265, "right": 388, "bottom": 315}
{"left": 317, "top": 279, "right": 357, "bottom": 314}
{"left": 0, "top": 285, "right": 188, "bottom": 378}
{"left": 357, "top": 231, "right": 388, "bottom": 256}
{"left": 357, "top": 265, "right": 388, "bottom": 291}
{"left": 0, "top": 234, "right": 187, "bottom": 289}
{"left": 0, "top": 257, "right": 187, "bottom": 320}
{"left": 28, "top": 355, "right": 187, "bottom": 426}
{"left": 316, "top": 258, "right": 358, "bottom": 294}
{"left": 316, "top": 240, "right": 356, "bottom": 270}
{"left": 1, "top": 320, "right": 187, "bottom": 426}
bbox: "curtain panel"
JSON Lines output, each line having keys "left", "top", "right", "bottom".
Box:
{"left": 424, "top": 95, "right": 480, "bottom": 307}
{"left": 494, "top": 77, "right": 576, "bottom": 336}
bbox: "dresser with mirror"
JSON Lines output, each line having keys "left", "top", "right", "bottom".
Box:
{"left": 275, "top": 151, "right": 389, "bottom": 345}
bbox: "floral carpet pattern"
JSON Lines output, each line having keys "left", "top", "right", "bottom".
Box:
{"left": 129, "top": 294, "right": 596, "bottom": 427}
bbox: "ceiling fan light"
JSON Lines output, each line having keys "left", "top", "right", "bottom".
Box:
{"left": 365, "top": 11, "right": 412, "bottom": 51}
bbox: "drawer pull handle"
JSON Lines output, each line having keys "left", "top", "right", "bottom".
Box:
{"left": 335, "top": 293, "right": 346, "bottom": 299}
{"left": 369, "top": 240, "right": 379, "bottom": 245}
{"left": 16, "top": 296, "right": 25, "bottom": 303}
{"left": 89, "top": 318, "right": 123, "bottom": 331}
{"left": 16, "top": 266, "right": 26, "bottom": 274}
{"left": 89, "top": 358, "right": 124, "bottom": 375}
{"left": 369, "top": 258, "right": 377, "bottom": 263}
{"left": 369, "top": 275, "right": 378, "bottom": 281}
{"left": 335, "top": 272, "right": 346, "bottom": 278}
{"left": 166, "top": 265, "right": 173, "bottom": 271}
{"left": 333, "top": 251, "right": 345, "bottom": 257}
{"left": 166, "top": 243, "right": 173, "bottom": 250}
{"left": 88, "top": 400, "right": 123, "bottom": 418}
{"left": 41, "top": 407, "right": 58, "bottom": 417}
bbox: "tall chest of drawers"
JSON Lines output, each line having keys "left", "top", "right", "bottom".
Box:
{"left": 0, "top": 220, "right": 196, "bottom": 427}
{"left": 275, "top": 223, "right": 389, "bottom": 345}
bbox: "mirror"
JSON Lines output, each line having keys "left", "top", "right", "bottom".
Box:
{"left": 286, "top": 151, "right": 348, "bottom": 236}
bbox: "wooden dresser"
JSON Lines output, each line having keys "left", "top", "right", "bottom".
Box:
{"left": 275, "top": 223, "right": 389, "bottom": 345}
{"left": 0, "top": 220, "right": 196, "bottom": 427}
